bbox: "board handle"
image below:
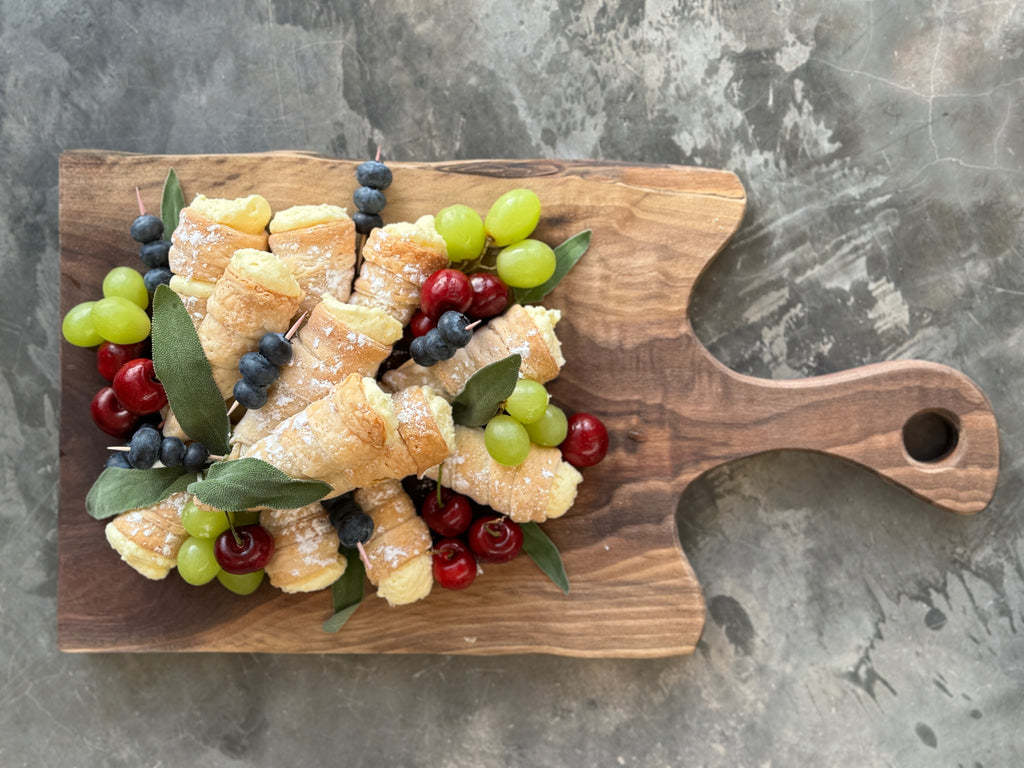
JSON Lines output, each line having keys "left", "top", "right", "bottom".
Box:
{"left": 713, "top": 357, "right": 1000, "bottom": 515}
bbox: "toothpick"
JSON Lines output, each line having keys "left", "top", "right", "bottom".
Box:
{"left": 135, "top": 187, "right": 146, "bottom": 215}
{"left": 356, "top": 540, "right": 371, "bottom": 571}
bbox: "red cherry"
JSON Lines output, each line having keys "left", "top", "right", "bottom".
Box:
{"left": 409, "top": 310, "right": 436, "bottom": 338}
{"left": 432, "top": 538, "right": 477, "bottom": 590}
{"left": 420, "top": 268, "right": 472, "bottom": 321}
{"left": 214, "top": 524, "right": 275, "bottom": 574}
{"left": 421, "top": 486, "right": 474, "bottom": 537}
{"left": 96, "top": 341, "right": 146, "bottom": 382}
{"left": 468, "top": 273, "right": 511, "bottom": 319}
{"left": 467, "top": 514, "right": 524, "bottom": 563}
{"left": 112, "top": 358, "right": 167, "bottom": 415}
{"left": 560, "top": 412, "right": 609, "bottom": 468}
{"left": 90, "top": 386, "right": 142, "bottom": 438}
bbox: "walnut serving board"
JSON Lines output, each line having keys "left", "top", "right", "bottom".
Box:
{"left": 57, "top": 151, "right": 1000, "bottom": 657}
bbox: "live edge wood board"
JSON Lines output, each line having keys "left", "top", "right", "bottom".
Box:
{"left": 57, "top": 151, "right": 1000, "bottom": 657}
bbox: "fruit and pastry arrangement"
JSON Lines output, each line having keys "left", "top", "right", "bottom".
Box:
{"left": 63, "top": 159, "right": 608, "bottom": 631}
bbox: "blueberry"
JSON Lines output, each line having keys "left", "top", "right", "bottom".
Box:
{"left": 182, "top": 442, "right": 210, "bottom": 473}
{"left": 140, "top": 239, "right": 172, "bottom": 268}
{"left": 353, "top": 210, "right": 383, "bottom": 236}
{"left": 325, "top": 492, "right": 361, "bottom": 530}
{"left": 353, "top": 186, "right": 386, "bottom": 215}
{"left": 355, "top": 160, "right": 392, "bottom": 190}
{"left": 409, "top": 335, "right": 439, "bottom": 367}
{"left": 144, "top": 267, "right": 173, "bottom": 292}
{"left": 105, "top": 451, "right": 132, "bottom": 469}
{"left": 238, "top": 352, "right": 279, "bottom": 387}
{"left": 258, "top": 332, "right": 293, "bottom": 366}
{"left": 233, "top": 378, "right": 269, "bottom": 410}
{"left": 128, "top": 425, "right": 161, "bottom": 469}
{"left": 130, "top": 214, "right": 164, "bottom": 244}
{"left": 436, "top": 311, "right": 473, "bottom": 348}
{"left": 160, "top": 436, "right": 186, "bottom": 468}
{"left": 336, "top": 510, "right": 375, "bottom": 548}
{"left": 423, "top": 328, "right": 457, "bottom": 362}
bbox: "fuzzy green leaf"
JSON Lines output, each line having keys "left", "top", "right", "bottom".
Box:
{"left": 188, "top": 458, "right": 331, "bottom": 512}
{"left": 323, "top": 547, "right": 366, "bottom": 633}
{"left": 515, "top": 230, "right": 591, "bottom": 304}
{"left": 85, "top": 466, "right": 194, "bottom": 520}
{"left": 520, "top": 522, "right": 570, "bottom": 595}
{"left": 451, "top": 353, "right": 522, "bottom": 427}
{"left": 151, "top": 285, "right": 230, "bottom": 455}
{"left": 161, "top": 167, "right": 185, "bottom": 236}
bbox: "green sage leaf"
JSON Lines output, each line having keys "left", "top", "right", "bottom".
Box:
{"left": 188, "top": 457, "right": 331, "bottom": 512}
{"left": 161, "top": 167, "right": 185, "bottom": 236}
{"left": 451, "top": 353, "right": 522, "bottom": 427}
{"left": 85, "top": 466, "right": 193, "bottom": 520}
{"left": 520, "top": 522, "right": 569, "bottom": 595}
{"left": 323, "top": 547, "right": 366, "bottom": 633}
{"left": 151, "top": 284, "right": 230, "bottom": 455}
{"left": 515, "top": 230, "right": 591, "bottom": 304}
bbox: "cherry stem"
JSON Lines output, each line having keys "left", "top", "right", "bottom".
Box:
{"left": 226, "top": 510, "right": 243, "bottom": 548}
{"left": 135, "top": 187, "right": 145, "bottom": 215}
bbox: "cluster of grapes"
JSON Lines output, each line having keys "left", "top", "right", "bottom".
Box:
{"left": 232, "top": 331, "right": 294, "bottom": 410}
{"left": 351, "top": 159, "right": 392, "bottom": 235}
{"left": 176, "top": 498, "right": 272, "bottom": 595}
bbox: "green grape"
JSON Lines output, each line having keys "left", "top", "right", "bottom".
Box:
{"left": 504, "top": 379, "right": 549, "bottom": 424}
{"left": 435, "top": 204, "right": 486, "bottom": 262}
{"left": 177, "top": 536, "right": 221, "bottom": 586}
{"left": 90, "top": 296, "right": 151, "bottom": 344}
{"left": 524, "top": 403, "right": 568, "bottom": 447}
{"left": 232, "top": 509, "right": 262, "bottom": 527}
{"left": 495, "top": 239, "right": 556, "bottom": 288}
{"left": 218, "top": 569, "right": 265, "bottom": 595}
{"left": 61, "top": 301, "right": 104, "bottom": 347}
{"left": 484, "top": 414, "right": 531, "bottom": 467}
{"left": 102, "top": 266, "right": 149, "bottom": 310}
{"left": 484, "top": 188, "right": 541, "bottom": 246}
{"left": 181, "top": 498, "right": 233, "bottom": 539}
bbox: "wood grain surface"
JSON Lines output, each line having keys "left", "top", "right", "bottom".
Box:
{"left": 57, "top": 151, "right": 999, "bottom": 656}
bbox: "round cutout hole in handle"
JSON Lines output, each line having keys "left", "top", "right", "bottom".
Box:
{"left": 903, "top": 410, "right": 960, "bottom": 463}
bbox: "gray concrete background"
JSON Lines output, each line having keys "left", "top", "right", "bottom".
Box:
{"left": 2, "top": 1, "right": 1022, "bottom": 766}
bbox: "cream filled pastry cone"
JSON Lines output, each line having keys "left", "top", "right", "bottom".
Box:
{"left": 261, "top": 502, "right": 347, "bottom": 594}
{"left": 244, "top": 376, "right": 454, "bottom": 497}
{"left": 244, "top": 374, "right": 399, "bottom": 495}
{"left": 353, "top": 480, "right": 433, "bottom": 606}
{"left": 167, "top": 194, "right": 273, "bottom": 325}
{"left": 343, "top": 385, "right": 455, "bottom": 489}
{"left": 230, "top": 296, "right": 402, "bottom": 452}
{"left": 424, "top": 425, "right": 582, "bottom": 524}
{"left": 197, "top": 249, "right": 305, "bottom": 400}
{"left": 103, "top": 491, "right": 190, "bottom": 580}
{"left": 348, "top": 215, "right": 448, "bottom": 324}
{"left": 382, "top": 304, "right": 565, "bottom": 398}
{"left": 268, "top": 204, "right": 357, "bottom": 316}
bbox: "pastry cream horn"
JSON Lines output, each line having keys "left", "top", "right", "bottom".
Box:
{"left": 261, "top": 502, "right": 347, "bottom": 594}
{"left": 197, "top": 249, "right": 305, "bottom": 400}
{"left": 103, "top": 491, "right": 190, "bottom": 580}
{"left": 268, "top": 204, "right": 357, "bottom": 316}
{"left": 230, "top": 296, "right": 402, "bottom": 452}
{"left": 353, "top": 480, "right": 433, "bottom": 606}
{"left": 424, "top": 425, "right": 582, "bottom": 524}
{"left": 167, "top": 194, "right": 273, "bottom": 325}
{"left": 348, "top": 215, "right": 448, "bottom": 324}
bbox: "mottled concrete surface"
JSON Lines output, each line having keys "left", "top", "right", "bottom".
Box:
{"left": 2, "top": 0, "right": 1022, "bottom": 766}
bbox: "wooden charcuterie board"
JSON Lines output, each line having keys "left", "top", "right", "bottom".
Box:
{"left": 57, "top": 151, "right": 1000, "bottom": 657}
